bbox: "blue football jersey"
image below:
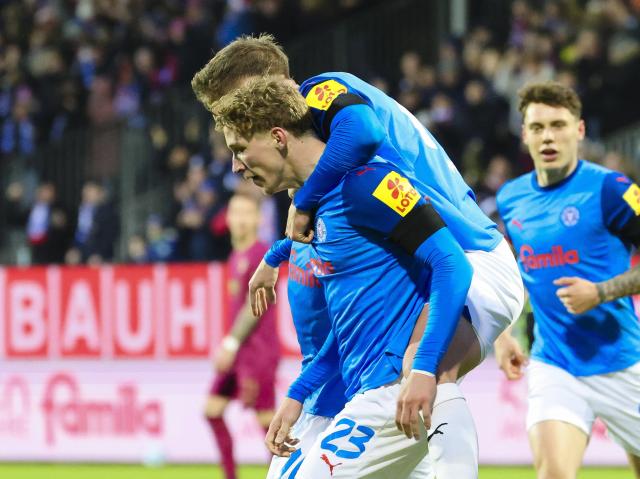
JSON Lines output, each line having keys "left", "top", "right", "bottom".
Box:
{"left": 497, "top": 160, "right": 640, "bottom": 375}
{"left": 309, "top": 161, "right": 445, "bottom": 399}
{"left": 298, "top": 72, "right": 502, "bottom": 252}
{"left": 286, "top": 242, "right": 347, "bottom": 417}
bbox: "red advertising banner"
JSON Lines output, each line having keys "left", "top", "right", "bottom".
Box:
{"left": 0, "top": 263, "right": 300, "bottom": 361}
{"left": 0, "top": 263, "right": 630, "bottom": 465}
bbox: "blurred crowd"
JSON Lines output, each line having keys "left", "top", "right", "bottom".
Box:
{"left": 388, "top": 0, "right": 640, "bottom": 222}
{"left": 0, "top": 0, "right": 376, "bottom": 157}
{"left": 1, "top": 0, "right": 639, "bottom": 265}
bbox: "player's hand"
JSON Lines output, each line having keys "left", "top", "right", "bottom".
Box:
{"left": 265, "top": 397, "right": 302, "bottom": 457}
{"left": 248, "top": 259, "right": 278, "bottom": 317}
{"left": 286, "top": 203, "right": 314, "bottom": 244}
{"left": 494, "top": 330, "right": 528, "bottom": 380}
{"left": 396, "top": 372, "right": 436, "bottom": 440}
{"left": 554, "top": 276, "right": 600, "bottom": 314}
{"left": 213, "top": 348, "right": 236, "bottom": 373}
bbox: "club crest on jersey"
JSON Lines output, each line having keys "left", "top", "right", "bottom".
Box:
{"left": 560, "top": 205, "right": 580, "bottom": 227}
{"left": 372, "top": 171, "right": 419, "bottom": 217}
{"left": 623, "top": 183, "right": 640, "bottom": 215}
{"left": 316, "top": 217, "right": 327, "bottom": 242}
{"left": 305, "top": 80, "right": 347, "bottom": 111}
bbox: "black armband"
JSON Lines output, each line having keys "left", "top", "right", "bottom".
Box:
{"left": 390, "top": 203, "right": 446, "bottom": 254}
{"left": 322, "top": 93, "right": 368, "bottom": 137}
{"left": 617, "top": 216, "right": 640, "bottom": 248}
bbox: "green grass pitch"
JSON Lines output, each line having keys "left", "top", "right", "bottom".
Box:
{"left": 0, "top": 464, "right": 634, "bottom": 479}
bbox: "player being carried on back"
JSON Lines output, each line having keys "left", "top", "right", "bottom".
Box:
{"left": 212, "top": 77, "right": 523, "bottom": 478}
{"left": 192, "top": 34, "right": 524, "bottom": 478}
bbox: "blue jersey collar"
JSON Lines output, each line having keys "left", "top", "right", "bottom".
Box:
{"left": 531, "top": 159, "right": 583, "bottom": 192}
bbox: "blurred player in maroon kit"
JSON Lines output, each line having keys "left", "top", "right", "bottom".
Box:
{"left": 204, "top": 191, "right": 280, "bottom": 479}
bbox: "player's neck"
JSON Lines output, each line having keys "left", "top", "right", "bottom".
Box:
{"left": 232, "top": 234, "right": 257, "bottom": 252}
{"left": 287, "top": 135, "right": 325, "bottom": 188}
{"left": 535, "top": 159, "right": 578, "bottom": 187}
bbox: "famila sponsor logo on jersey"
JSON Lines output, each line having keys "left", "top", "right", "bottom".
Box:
{"left": 519, "top": 245, "right": 580, "bottom": 272}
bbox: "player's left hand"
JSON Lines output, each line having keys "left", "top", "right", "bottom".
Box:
{"left": 265, "top": 397, "right": 302, "bottom": 457}
{"left": 554, "top": 276, "right": 600, "bottom": 314}
{"left": 213, "top": 348, "right": 236, "bottom": 373}
{"left": 286, "top": 203, "right": 314, "bottom": 244}
{"left": 396, "top": 371, "right": 436, "bottom": 440}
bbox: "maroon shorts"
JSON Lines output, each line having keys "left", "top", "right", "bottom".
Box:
{"left": 209, "top": 366, "right": 276, "bottom": 411}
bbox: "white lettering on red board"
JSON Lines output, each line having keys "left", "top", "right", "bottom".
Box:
{"left": 1, "top": 263, "right": 296, "bottom": 360}
{"left": 9, "top": 282, "right": 47, "bottom": 354}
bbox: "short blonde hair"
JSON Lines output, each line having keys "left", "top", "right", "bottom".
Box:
{"left": 191, "top": 34, "right": 290, "bottom": 112}
{"left": 213, "top": 77, "right": 313, "bottom": 139}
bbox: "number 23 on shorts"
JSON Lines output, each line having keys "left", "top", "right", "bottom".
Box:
{"left": 320, "top": 418, "right": 375, "bottom": 459}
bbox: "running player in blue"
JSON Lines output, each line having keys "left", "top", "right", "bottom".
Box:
{"left": 496, "top": 81, "right": 640, "bottom": 479}
{"left": 193, "top": 36, "right": 523, "bottom": 478}
{"left": 212, "top": 78, "right": 522, "bottom": 477}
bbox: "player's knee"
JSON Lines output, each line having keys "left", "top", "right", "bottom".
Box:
{"left": 203, "top": 407, "right": 223, "bottom": 419}
{"left": 204, "top": 395, "right": 228, "bottom": 418}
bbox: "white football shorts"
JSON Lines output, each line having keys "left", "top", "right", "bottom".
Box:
{"left": 465, "top": 238, "right": 525, "bottom": 360}
{"left": 294, "top": 380, "right": 429, "bottom": 478}
{"left": 527, "top": 359, "right": 640, "bottom": 456}
{"left": 267, "top": 412, "right": 334, "bottom": 479}
{"left": 267, "top": 408, "right": 434, "bottom": 478}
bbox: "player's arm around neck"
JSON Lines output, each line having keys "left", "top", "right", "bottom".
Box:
{"left": 294, "top": 80, "right": 385, "bottom": 211}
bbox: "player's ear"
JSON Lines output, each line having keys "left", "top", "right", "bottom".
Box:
{"left": 271, "top": 127, "right": 288, "bottom": 150}
{"left": 520, "top": 123, "right": 528, "bottom": 144}
{"left": 577, "top": 119, "right": 586, "bottom": 140}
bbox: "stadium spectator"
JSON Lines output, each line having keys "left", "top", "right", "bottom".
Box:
{"left": 66, "top": 180, "right": 119, "bottom": 265}
{"left": 601, "top": 150, "right": 637, "bottom": 180}
{"left": 474, "top": 154, "right": 514, "bottom": 222}
{"left": 1, "top": 95, "right": 36, "bottom": 157}
{"left": 174, "top": 158, "right": 222, "bottom": 261}
{"left": 6, "top": 180, "right": 70, "bottom": 264}
{"left": 126, "top": 233, "right": 149, "bottom": 263}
